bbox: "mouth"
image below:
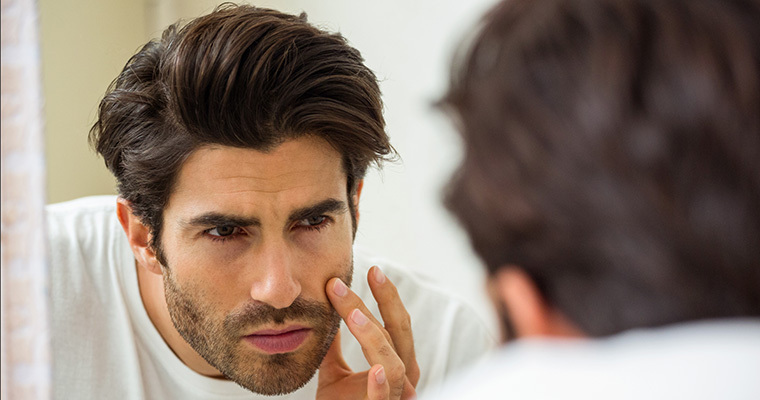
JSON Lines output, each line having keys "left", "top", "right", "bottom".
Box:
{"left": 243, "top": 326, "right": 312, "bottom": 354}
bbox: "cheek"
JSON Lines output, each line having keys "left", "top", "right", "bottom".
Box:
{"left": 161, "top": 241, "right": 250, "bottom": 311}
{"left": 162, "top": 227, "right": 248, "bottom": 279}
{"left": 293, "top": 215, "right": 354, "bottom": 275}
{"left": 296, "top": 245, "right": 353, "bottom": 302}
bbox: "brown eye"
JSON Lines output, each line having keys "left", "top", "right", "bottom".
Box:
{"left": 306, "top": 216, "right": 326, "bottom": 226}
{"left": 209, "top": 225, "right": 237, "bottom": 237}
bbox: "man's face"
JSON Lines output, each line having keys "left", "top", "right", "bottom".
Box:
{"left": 157, "top": 136, "right": 355, "bottom": 395}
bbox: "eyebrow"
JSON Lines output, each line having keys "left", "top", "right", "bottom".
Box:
{"left": 180, "top": 198, "right": 348, "bottom": 229}
{"left": 182, "top": 213, "right": 261, "bottom": 229}
{"left": 288, "top": 198, "right": 348, "bottom": 222}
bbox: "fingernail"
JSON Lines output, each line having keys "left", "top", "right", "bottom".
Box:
{"left": 350, "top": 308, "right": 369, "bottom": 326}
{"left": 374, "top": 366, "right": 386, "bottom": 385}
{"left": 333, "top": 278, "right": 348, "bottom": 297}
{"left": 373, "top": 266, "right": 386, "bottom": 284}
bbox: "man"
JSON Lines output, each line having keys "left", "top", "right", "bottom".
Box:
{"left": 426, "top": 0, "right": 760, "bottom": 398}
{"left": 46, "top": 4, "right": 493, "bottom": 399}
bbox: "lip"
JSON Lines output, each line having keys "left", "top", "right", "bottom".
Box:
{"left": 244, "top": 326, "right": 312, "bottom": 354}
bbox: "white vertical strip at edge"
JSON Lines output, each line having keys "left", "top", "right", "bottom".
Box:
{"left": 1, "top": 0, "right": 52, "bottom": 398}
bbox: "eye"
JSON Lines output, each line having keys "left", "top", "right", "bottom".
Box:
{"left": 207, "top": 225, "right": 239, "bottom": 237}
{"left": 305, "top": 216, "right": 326, "bottom": 226}
{"left": 295, "top": 215, "right": 329, "bottom": 231}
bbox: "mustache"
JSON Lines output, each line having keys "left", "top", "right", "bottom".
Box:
{"left": 224, "top": 297, "right": 337, "bottom": 333}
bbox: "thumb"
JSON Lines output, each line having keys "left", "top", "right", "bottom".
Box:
{"left": 318, "top": 330, "right": 351, "bottom": 385}
{"left": 367, "top": 364, "right": 390, "bottom": 400}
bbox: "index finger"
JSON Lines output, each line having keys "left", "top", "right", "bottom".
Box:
{"left": 368, "top": 266, "right": 420, "bottom": 386}
{"left": 343, "top": 308, "right": 406, "bottom": 399}
{"left": 326, "top": 277, "right": 394, "bottom": 347}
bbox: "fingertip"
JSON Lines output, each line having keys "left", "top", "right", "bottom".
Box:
{"left": 331, "top": 277, "right": 348, "bottom": 297}
{"left": 367, "top": 364, "right": 390, "bottom": 400}
{"left": 324, "top": 276, "right": 337, "bottom": 293}
{"left": 370, "top": 265, "right": 387, "bottom": 285}
{"left": 374, "top": 365, "right": 386, "bottom": 385}
{"left": 350, "top": 308, "right": 369, "bottom": 326}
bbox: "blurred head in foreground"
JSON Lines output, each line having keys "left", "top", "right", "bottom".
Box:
{"left": 442, "top": 0, "right": 760, "bottom": 340}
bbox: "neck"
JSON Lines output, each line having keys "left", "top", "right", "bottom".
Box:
{"left": 136, "top": 261, "right": 226, "bottom": 378}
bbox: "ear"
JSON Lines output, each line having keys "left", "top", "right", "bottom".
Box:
{"left": 491, "top": 267, "right": 583, "bottom": 339}
{"left": 116, "top": 198, "right": 163, "bottom": 275}
{"left": 352, "top": 179, "right": 364, "bottom": 223}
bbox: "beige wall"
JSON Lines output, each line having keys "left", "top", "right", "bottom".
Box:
{"left": 38, "top": 0, "right": 254, "bottom": 204}
{"left": 39, "top": 0, "right": 148, "bottom": 203}
{"left": 37, "top": 1, "right": 316, "bottom": 204}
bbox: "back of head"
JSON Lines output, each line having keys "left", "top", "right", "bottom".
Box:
{"left": 90, "top": 4, "right": 392, "bottom": 248}
{"left": 443, "top": 0, "right": 760, "bottom": 336}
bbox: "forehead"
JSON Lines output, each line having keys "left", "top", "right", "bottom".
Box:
{"left": 166, "top": 136, "right": 347, "bottom": 216}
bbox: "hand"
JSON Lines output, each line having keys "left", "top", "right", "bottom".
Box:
{"left": 317, "top": 266, "right": 419, "bottom": 400}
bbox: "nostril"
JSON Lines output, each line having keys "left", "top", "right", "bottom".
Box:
{"left": 249, "top": 271, "right": 301, "bottom": 309}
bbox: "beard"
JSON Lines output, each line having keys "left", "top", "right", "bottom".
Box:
{"left": 162, "top": 261, "right": 353, "bottom": 395}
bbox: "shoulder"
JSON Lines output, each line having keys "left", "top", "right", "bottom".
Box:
{"left": 351, "top": 245, "right": 497, "bottom": 381}
{"left": 422, "top": 320, "right": 760, "bottom": 400}
{"left": 46, "top": 195, "right": 126, "bottom": 281}
{"left": 352, "top": 245, "right": 480, "bottom": 319}
{"left": 46, "top": 194, "right": 118, "bottom": 218}
{"left": 46, "top": 195, "right": 119, "bottom": 237}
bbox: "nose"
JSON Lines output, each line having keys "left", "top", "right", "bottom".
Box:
{"left": 248, "top": 240, "right": 302, "bottom": 309}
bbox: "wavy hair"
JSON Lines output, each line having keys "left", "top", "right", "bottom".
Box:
{"left": 90, "top": 4, "right": 394, "bottom": 256}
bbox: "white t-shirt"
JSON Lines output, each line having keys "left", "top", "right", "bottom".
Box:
{"left": 421, "top": 320, "right": 760, "bottom": 400}
{"left": 46, "top": 196, "right": 494, "bottom": 399}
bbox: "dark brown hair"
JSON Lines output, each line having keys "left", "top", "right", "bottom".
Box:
{"left": 90, "top": 4, "right": 394, "bottom": 255}
{"left": 442, "top": 0, "right": 760, "bottom": 336}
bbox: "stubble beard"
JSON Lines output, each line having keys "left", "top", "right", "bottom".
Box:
{"left": 162, "top": 261, "right": 353, "bottom": 395}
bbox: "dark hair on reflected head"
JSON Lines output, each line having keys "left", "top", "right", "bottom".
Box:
{"left": 90, "top": 3, "right": 394, "bottom": 259}
{"left": 442, "top": 0, "right": 760, "bottom": 336}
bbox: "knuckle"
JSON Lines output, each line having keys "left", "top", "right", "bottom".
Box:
{"left": 377, "top": 343, "right": 394, "bottom": 358}
{"left": 347, "top": 297, "right": 366, "bottom": 312}
{"left": 388, "top": 362, "right": 406, "bottom": 383}
{"left": 400, "top": 312, "right": 412, "bottom": 332}
{"left": 388, "top": 286, "right": 405, "bottom": 305}
{"left": 388, "top": 311, "right": 412, "bottom": 334}
{"left": 366, "top": 326, "right": 393, "bottom": 353}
